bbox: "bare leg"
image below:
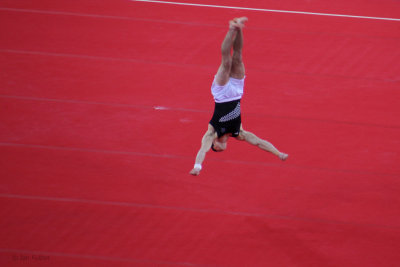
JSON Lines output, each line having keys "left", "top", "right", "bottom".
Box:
{"left": 230, "top": 17, "right": 247, "bottom": 79}
{"left": 214, "top": 20, "right": 240, "bottom": 86}
{"left": 237, "top": 129, "right": 289, "bottom": 161}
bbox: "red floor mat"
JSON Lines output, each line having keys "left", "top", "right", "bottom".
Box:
{"left": 1, "top": 0, "right": 399, "bottom": 266}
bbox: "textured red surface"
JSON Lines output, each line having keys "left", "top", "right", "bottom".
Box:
{"left": 1, "top": 1, "right": 399, "bottom": 266}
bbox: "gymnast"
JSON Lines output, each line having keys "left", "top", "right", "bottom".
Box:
{"left": 190, "top": 17, "right": 288, "bottom": 176}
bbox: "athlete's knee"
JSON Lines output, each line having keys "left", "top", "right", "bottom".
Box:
{"left": 221, "top": 57, "right": 232, "bottom": 70}
{"left": 230, "top": 60, "right": 245, "bottom": 79}
{"left": 232, "top": 53, "right": 243, "bottom": 65}
{"left": 239, "top": 130, "right": 259, "bottom": 145}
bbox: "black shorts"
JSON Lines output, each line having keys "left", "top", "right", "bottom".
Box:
{"left": 209, "top": 99, "right": 241, "bottom": 138}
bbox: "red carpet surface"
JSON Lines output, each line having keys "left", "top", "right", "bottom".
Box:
{"left": 1, "top": 0, "right": 399, "bottom": 266}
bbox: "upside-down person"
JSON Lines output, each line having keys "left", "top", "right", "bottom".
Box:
{"left": 190, "top": 17, "right": 288, "bottom": 176}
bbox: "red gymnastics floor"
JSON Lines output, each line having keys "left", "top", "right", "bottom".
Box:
{"left": 1, "top": 0, "right": 400, "bottom": 266}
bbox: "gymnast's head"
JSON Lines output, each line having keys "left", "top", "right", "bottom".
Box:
{"left": 211, "top": 138, "right": 227, "bottom": 152}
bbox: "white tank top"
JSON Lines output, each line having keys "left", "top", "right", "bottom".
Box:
{"left": 211, "top": 76, "right": 245, "bottom": 103}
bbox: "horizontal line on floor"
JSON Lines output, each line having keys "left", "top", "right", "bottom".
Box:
{"left": 0, "top": 142, "right": 398, "bottom": 178}
{"left": 0, "top": 193, "right": 399, "bottom": 230}
{"left": 1, "top": 94, "right": 399, "bottom": 130}
{"left": 132, "top": 0, "right": 400, "bottom": 22}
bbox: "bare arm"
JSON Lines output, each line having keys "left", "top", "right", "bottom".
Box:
{"left": 190, "top": 126, "right": 216, "bottom": 176}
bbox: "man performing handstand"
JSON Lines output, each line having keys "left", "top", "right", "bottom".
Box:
{"left": 190, "top": 17, "right": 288, "bottom": 176}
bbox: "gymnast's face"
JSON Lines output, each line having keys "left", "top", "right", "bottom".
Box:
{"left": 212, "top": 139, "right": 227, "bottom": 152}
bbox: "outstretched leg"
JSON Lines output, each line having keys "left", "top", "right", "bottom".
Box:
{"left": 230, "top": 17, "right": 247, "bottom": 79}
{"left": 214, "top": 18, "right": 247, "bottom": 86}
{"left": 214, "top": 20, "right": 237, "bottom": 86}
{"left": 237, "top": 129, "right": 289, "bottom": 161}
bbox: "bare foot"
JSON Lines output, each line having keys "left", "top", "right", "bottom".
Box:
{"left": 233, "top": 17, "right": 248, "bottom": 29}
{"left": 190, "top": 168, "right": 201, "bottom": 176}
{"left": 229, "top": 20, "right": 241, "bottom": 30}
{"left": 279, "top": 153, "right": 289, "bottom": 161}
